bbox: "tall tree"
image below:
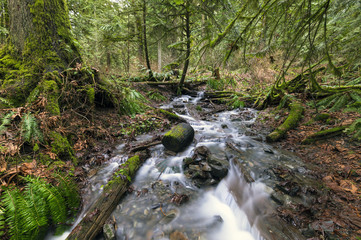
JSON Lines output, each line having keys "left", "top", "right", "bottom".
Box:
{"left": 1, "top": 0, "right": 81, "bottom": 105}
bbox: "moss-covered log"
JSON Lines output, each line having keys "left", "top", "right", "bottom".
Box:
{"left": 66, "top": 151, "right": 150, "bottom": 240}
{"left": 266, "top": 102, "right": 304, "bottom": 142}
{"left": 156, "top": 108, "right": 186, "bottom": 123}
{"left": 301, "top": 125, "right": 347, "bottom": 144}
{"left": 162, "top": 123, "right": 194, "bottom": 152}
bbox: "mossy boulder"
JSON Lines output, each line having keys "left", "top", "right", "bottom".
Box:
{"left": 162, "top": 123, "right": 194, "bottom": 152}
{"left": 50, "top": 131, "right": 77, "bottom": 163}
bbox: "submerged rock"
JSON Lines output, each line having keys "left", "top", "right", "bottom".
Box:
{"left": 162, "top": 123, "right": 195, "bottom": 152}
{"left": 103, "top": 223, "right": 116, "bottom": 240}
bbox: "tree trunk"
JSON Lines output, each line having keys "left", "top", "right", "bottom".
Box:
{"left": 158, "top": 40, "right": 162, "bottom": 72}
{"left": 177, "top": 4, "right": 191, "bottom": 94}
{"left": 143, "top": 0, "right": 153, "bottom": 80}
{"left": 7, "top": 0, "right": 80, "bottom": 69}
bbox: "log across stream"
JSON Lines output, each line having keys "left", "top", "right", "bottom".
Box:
{"left": 48, "top": 92, "right": 310, "bottom": 240}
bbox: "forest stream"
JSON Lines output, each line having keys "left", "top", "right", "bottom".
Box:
{"left": 49, "top": 92, "right": 314, "bottom": 240}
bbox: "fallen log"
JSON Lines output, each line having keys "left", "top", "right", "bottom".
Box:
{"left": 301, "top": 125, "right": 347, "bottom": 144}
{"left": 156, "top": 108, "right": 186, "bottom": 122}
{"left": 128, "top": 135, "right": 162, "bottom": 152}
{"left": 162, "top": 123, "right": 195, "bottom": 152}
{"left": 266, "top": 102, "right": 304, "bottom": 142}
{"left": 66, "top": 150, "right": 150, "bottom": 240}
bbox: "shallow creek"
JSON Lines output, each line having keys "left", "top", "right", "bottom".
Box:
{"left": 50, "top": 93, "right": 309, "bottom": 240}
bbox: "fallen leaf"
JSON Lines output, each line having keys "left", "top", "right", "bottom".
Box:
{"left": 340, "top": 180, "right": 358, "bottom": 194}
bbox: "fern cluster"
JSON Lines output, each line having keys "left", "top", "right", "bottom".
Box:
{"left": 147, "top": 91, "right": 167, "bottom": 102}
{"left": 21, "top": 113, "right": 43, "bottom": 143}
{"left": 0, "top": 174, "right": 79, "bottom": 239}
{"left": 0, "top": 112, "right": 14, "bottom": 134}
{"left": 317, "top": 90, "right": 361, "bottom": 140}
{"left": 119, "top": 87, "right": 148, "bottom": 116}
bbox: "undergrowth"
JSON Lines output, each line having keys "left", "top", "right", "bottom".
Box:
{"left": 0, "top": 174, "right": 79, "bottom": 239}
{"left": 317, "top": 90, "right": 361, "bottom": 140}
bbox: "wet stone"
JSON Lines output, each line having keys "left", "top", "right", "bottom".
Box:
{"left": 103, "top": 223, "right": 116, "bottom": 240}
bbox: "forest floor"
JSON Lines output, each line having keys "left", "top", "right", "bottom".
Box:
{"left": 2, "top": 80, "right": 361, "bottom": 239}
{"left": 253, "top": 104, "right": 361, "bottom": 239}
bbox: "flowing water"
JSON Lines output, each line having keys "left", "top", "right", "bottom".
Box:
{"left": 50, "top": 92, "right": 308, "bottom": 240}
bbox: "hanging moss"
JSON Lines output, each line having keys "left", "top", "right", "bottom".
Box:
{"left": 86, "top": 86, "right": 95, "bottom": 105}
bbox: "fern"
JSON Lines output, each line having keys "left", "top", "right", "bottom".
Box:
{"left": 0, "top": 175, "right": 78, "bottom": 239}
{"left": 0, "top": 112, "right": 15, "bottom": 134}
{"left": 25, "top": 176, "right": 67, "bottom": 224}
{"left": 345, "top": 118, "right": 361, "bottom": 141}
{"left": 0, "top": 97, "right": 11, "bottom": 107}
{"left": 2, "top": 188, "right": 23, "bottom": 240}
{"left": 329, "top": 93, "right": 350, "bottom": 112}
{"left": 20, "top": 113, "right": 43, "bottom": 143}
{"left": 147, "top": 91, "right": 167, "bottom": 102}
{"left": 119, "top": 88, "right": 148, "bottom": 116}
{"left": 53, "top": 173, "right": 80, "bottom": 215}
{"left": 0, "top": 206, "right": 6, "bottom": 237}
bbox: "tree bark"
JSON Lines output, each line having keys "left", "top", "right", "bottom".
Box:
{"left": 143, "top": 0, "right": 153, "bottom": 80}
{"left": 7, "top": 0, "right": 81, "bottom": 69}
{"left": 66, "top": 151, "right": 150, "bottom": 240}
{"left": 177, "top": 3, "right": 191, "bottom": 94}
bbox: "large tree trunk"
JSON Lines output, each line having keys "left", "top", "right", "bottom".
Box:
{"left": 2, "top": 0, "right": 81, "bottom": 105}
{"left": 7, "top": 0, "right": 80, "bottom": 69}
{"left": 142, "top": 0, "right": 153, "bottom": 80}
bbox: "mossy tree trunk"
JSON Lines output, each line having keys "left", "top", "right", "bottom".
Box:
{"left": 7, "top": 0, "right": 80, "bottom": 69}
{"left": 1, "top": 0, "right": 81, "bottom": 104}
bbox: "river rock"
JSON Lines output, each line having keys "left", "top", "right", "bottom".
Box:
{"left": 208, "top": 156, "right": 229, "bottom": 179}
{"left": 162, "top": 123, "right": 195, "bottom": 152}
{"left": 103, "top": 223, "right": 116, "bottom": 240}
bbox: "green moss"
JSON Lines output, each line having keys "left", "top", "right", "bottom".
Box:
{"left": 267, "top": 102, "right": 304, "bottom": 142}
{"left": 86, "top": 86, "right": 95, "bottom": 104}
{"left": 42, "top": 80, "right": 61, "bottom": 115}
{"left": 302, "top": 126, "right": 347, "bottom": 144}
{"left": 314, "top": 113, "right": 330, "bottom": 122}
{"left": 105, "top": 155, "right": 140, "bottom": 191}
{"left": 164, "top": 124, "right": 186, "bottom": 139}
{"left": 50, "top": 131, "right": 77, "bottom": 164}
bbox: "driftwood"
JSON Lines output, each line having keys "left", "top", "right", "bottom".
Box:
{"left": 128, "top": 135, "right": 162, "bottom": 152}
{"left": 66, "top": 150, "right": 150, "bottom": 240}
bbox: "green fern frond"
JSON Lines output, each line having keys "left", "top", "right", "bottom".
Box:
{"left": 329, "top": 93, "right": 350, "bottom": 112}
{"left": 0, "top": 97, "right": 12, "bottom": 107}
{"left": 346, "top": 77, "right": 361, "bottom": 86}
{"left": 120, "top": 88, "right": 148, "bottom": 116}
{"left": 0, "top": 112, "right": 15, "bottom": 134}
{"left": 345, "top": 118, "right": 361, "bottom": 140}
{"left": 25, "top": 177, "right": 67, "bottom": 224}
{"left": 53, "top": 173, "right": 80, "bottom": 215}
{"left": 349, "top": 91, "right": 361, "bottom": 103}
{"left": 316, "top": 93, "right": 340, "bottom": 109}
{"left": 21, "top": 113, "right": 43, "bottom": 143}
{"left": 0, "top": 206, "right": 6, "bottom": 237}
{"left": 2, "top": 188, "right": 23, "bottom": 240}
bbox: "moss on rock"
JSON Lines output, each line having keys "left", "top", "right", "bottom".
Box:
{"left": 162, "top": 123, "right": 194, "bottom": 152}
{"left": 50, "top": 131, "right": 77, "bottom": 164}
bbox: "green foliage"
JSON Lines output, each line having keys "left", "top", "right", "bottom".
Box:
{"left": 228, "top": 95, "right": 245, "bottom": 109}
{"left": 345, "top": 118, "right": 361, "bottom": 141}
{"left": 0, "top": 206, "right": 4, "bottom": 237}
{"left": 0, "top": 176, "right": 79, "bottom": 239}
{"left": 147, "top": 90, "right": 167, "bottom": 102}
{"left": 21, "top": 113, "right": 43, "bottom": 143}
{"left": 119, "top": 88, "right": 148, "bottom": 116}
{"left": 207, "top": 78, "right": 226, "bottom": 91}
{"left": 52, "top": 173, "right": 80, "bottom": 215}
{"left": 0, "top": 111, "right": 14, "bottom": 134}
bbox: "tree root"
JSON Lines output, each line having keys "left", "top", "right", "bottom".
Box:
{"left": 301, "top": 125, "right": 348, "bottom": 144}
